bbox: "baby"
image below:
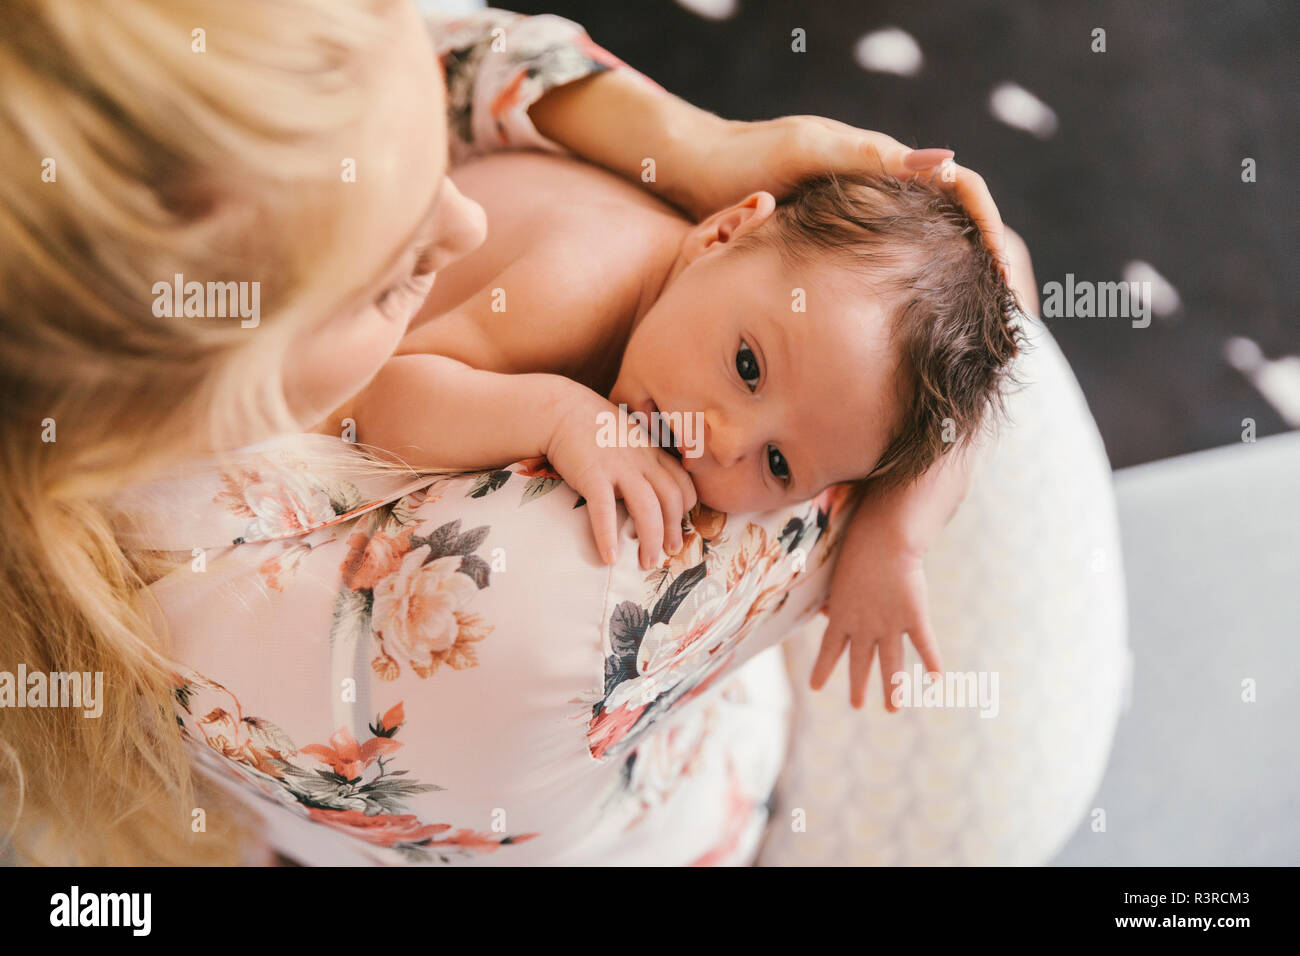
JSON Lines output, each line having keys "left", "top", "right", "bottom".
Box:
{"left": 333, "top": 151, "right": 1022, "bottom": 700}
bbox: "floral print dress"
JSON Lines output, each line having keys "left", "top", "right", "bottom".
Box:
{"left": 114, "top": 9, "right": 862, "bottom": 865}
{"left": 124, "top": 427, "right": 855, "bottom": 865}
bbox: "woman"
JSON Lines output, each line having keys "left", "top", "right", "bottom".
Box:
{"left": 0, "top": 0, "right": 1007, "bottom": 865}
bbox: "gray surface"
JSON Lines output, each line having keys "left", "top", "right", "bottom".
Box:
{"left": 1051, "top": 432, "right": 1300, "bottom": 865}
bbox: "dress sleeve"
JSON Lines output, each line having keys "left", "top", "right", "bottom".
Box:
{"left": 424, "top": 7, "right": 660, "bottom": 166}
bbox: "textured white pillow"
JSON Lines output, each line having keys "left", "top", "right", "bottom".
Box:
{"left": 758, "top": 314, "right": 1131, "bottom": 866}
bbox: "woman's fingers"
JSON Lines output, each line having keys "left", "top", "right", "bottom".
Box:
{"left": 813, "top": 118, "right": 910, "bottom": 178}
{"left": 910, "top": 158, "right": 1008, "bottom": 269}
{"left": 842, "top": 128, "right": 1008, "bottom": 270}
{"left": 903, "top": 147, "right": 956, "bottom": 169}
{"left": 947, "top": 163, "right": 1008, "bottom": 272}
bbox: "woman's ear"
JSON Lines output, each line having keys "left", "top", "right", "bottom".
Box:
{"left": 679, "top": 191, "right": 777, "bottom": 265}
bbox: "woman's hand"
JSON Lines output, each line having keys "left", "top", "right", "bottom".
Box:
{"left": 689, "top": 115, "right": 1007, "bottom": 272}
{"left": 544, "top": 388, "right": 698, "bottom": 570}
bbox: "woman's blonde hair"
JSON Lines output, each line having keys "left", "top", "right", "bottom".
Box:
{"left": 0, "top": 0, "right": 417, "bottom": 865}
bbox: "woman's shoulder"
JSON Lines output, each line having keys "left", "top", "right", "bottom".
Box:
{"left": 112, "top": 434, "right": 435, "bottom": 553}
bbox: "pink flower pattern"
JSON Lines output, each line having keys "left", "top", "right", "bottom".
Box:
{"left": 174, "top": 679, "right": 537, "bottom": 862}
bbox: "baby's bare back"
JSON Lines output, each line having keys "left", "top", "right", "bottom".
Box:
{"left": 401, "top": 152, "right": 688, "bottom": 394}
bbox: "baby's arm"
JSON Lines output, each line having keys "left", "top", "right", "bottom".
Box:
{"left": 808, "top": 439, "right": 979, "bottom": 710}
{"left": 351, "top": 353, "right": 570, "bottom": 472}
{"left": 348, "top": 352, "right": 697, "bottom": 569}
{"left": 862, "top": 437, "right": 978, "bottom": 556}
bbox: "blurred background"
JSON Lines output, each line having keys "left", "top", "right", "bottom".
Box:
{"left": 509, "top": 0, "right": 1300, "bottom": 865}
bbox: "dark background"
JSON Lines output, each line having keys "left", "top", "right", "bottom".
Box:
{"left": 514, "top": 0, "right": 1299, "bottom": 468}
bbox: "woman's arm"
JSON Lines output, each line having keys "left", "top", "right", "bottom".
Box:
{"left": 529, "top": 70, "right": 1005, "bottom": 266}
{"left": 427, "top": 8, "right": 1008, "bottom": 269}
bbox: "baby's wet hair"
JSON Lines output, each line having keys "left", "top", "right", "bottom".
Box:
{"left": 735, "top": 172, "right": 1027, "bottom": 489}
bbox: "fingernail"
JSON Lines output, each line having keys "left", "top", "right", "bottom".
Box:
{"left": 604, "top": 546, "right": 617, "bottom": 564}
{"left": 904, "top": 148, "right": 955, "bottom": 169}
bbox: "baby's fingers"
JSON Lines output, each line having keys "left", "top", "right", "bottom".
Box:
{"left": 847, "top": 631, "right": 879, "bottom": 710}
{"left": 907, "top": 607, "right": 943, "bottom": 681}
{"left": 665, "top": 456, "right": 698, "bottom": 515}
{"left": 619, "top": 475, "right": 665, "bottom": 570}
{"left": 582, "top": 480, "right": 619, "bottom": 565}
{"left": 647, "top": 460, "right": 693, "bottom": 554}
{"left": 877, "top": 633, "right": 905, "bottom": 713}
{"left": 809, "top": 627, "right": 848, "bottom": 691}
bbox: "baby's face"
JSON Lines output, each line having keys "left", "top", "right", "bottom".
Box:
{"left": 609, "top": 242, "right": 907, "bottom": 514}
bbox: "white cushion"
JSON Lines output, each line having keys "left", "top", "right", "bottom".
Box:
{"left": 758, "top": 315, "right": 1131, "bottom": 865}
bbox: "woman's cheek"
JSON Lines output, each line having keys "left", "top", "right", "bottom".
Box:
{"left": 283, "top": 306, "right": 409, "bottom": 427}
{"left": 344, "top": 305, "right": 412, "bottom": 383}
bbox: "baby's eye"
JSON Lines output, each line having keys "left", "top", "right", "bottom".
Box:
{"left": 767, "top": 445, "right": 790, "bottom": 483}
{"left": 735, "top": 340, "right": 760, "bottom": 391}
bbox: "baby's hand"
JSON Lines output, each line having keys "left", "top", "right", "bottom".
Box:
{"left": 809, "top": 511, "right": 943, "bottom": 711}
{"left": 544, "top": 388, "right": 697, "bottom": 569}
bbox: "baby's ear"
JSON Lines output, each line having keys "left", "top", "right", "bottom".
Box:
{"left": 680, "top": 191, "right": 777, "bottom": 264}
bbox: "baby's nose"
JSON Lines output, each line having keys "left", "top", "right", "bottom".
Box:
{"left": 704, "top": 410, "right": 747, "bottom": 469}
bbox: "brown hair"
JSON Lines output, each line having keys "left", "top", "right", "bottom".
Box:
{"left": 740, "top": 173, "right": 1027, "bottom": 489}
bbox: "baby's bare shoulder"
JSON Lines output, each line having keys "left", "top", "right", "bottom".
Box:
{"left": 454, "top": 151, "right": 680, "bottom": 220}
{"left": 408, "top": 153, "right": 686, "bottom": 378}
{"left": 462, "top": 153, "right": 681, "bottom": 265}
